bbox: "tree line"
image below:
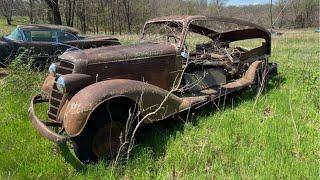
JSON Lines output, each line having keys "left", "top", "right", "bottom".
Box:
{"left": 0, "top": 0, "right": 318, "bottom": 34}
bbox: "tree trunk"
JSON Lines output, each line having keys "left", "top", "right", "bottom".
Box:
{"left": 6, "top": 16, "right": 12, "bottom": 25}
{"left": 117, "top": 1, "right": 122, "bottom": 35}
{"left": 29, "top": 0, "right": 34, "bottom": 23}
{"left": 122, "top": 0, "right": 132, "bottom": 33}
{"left": 70, "top": 0, "right": 75, "bottom": 27}
{"left": 110, "top": 1, "right": 115, "bottom": 35}
{"left": 77, "top": 0, "right": 86, "bottom": 33}
{"left": 65, "top": 0, "right": 71, "bottom": 26}
{"left": 44, "top": 0, "right": 62, "bottom": 25}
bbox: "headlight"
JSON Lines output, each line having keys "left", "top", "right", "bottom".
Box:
{"left": 49, "top": 63, "right": 57, "bottom": 74}
{"left": 56, "top": 76, "right": 66, "bottom": 93}
{"left": 53, "top": 74, "right": 94, "bottom": 94}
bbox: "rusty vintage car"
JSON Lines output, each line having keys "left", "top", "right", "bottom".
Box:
{"left": 0, "top": 24, "right": 120, "bottom": 70}
{"left": 29, "top": 16, "right": 277, "bottom": 164}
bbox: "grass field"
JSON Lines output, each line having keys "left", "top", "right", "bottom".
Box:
{"left": 0, "top": 17, "right": 319, "bottom": 179}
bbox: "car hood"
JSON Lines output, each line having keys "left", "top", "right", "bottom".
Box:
{"left": 59, "top": 42, "right": 178, "bottom": 65}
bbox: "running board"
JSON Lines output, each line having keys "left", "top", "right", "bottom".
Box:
{"left": 181, "top": 61, "right": 263, "bottom": 107}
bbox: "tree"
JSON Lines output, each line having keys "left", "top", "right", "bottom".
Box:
{"left": 0, "top": 0, "right": 14, "bottom": 25}
{"left": 64, "top": 0, "right": 75, "bottom": 26}
{"left": 76, "top": 0, "right": 86, "bottom": 32}
{"left": 122, "top": 0, "right": 132, "bottom": 33}
{"left": 44, "top": 0, "right": 62, "bottom": 25}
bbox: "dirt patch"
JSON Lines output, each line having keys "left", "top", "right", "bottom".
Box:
{"left": 0, "top": 72, "right": 8, "bottom": 79}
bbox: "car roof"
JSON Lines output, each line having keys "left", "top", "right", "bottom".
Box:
{"left": 145, "top": 15, "right": 205, "bottom": 24}
{"left": 145, "top": 15, "right": 269, "bottom": 33}
{"left": 17, "top": 24, "right": 80, "bottom": 34}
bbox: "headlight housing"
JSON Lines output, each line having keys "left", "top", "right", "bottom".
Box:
{"left": 49, "top": 63, "right": 57, "bottom": 75}
{"left": 54, "top": 74, "right": 94, "bottom": 94}
{"left": 56, "top": 76, "right": 66, "bottom": 93}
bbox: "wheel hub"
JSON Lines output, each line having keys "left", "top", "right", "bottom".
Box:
{"left": 92, "top": 122, "right": 123, "bottom": 159}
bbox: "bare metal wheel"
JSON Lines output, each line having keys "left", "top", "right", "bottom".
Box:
{"left": 72, "top": 98, "right": 138, "bottom": 164}
{"left": 92, "top": 121, "right": 123, "bottom": 159}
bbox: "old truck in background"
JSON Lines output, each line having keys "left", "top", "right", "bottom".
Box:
{"left": 28, "top": 16, "right": 277, "bottom": 164}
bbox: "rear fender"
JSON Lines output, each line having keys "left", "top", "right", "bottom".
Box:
{"left": 63, "top": 79, "right": 185, "bottom": 137}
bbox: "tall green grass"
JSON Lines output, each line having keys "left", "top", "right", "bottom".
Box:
{"left": 0, "top": 29, "right": 319, "bottom": 179}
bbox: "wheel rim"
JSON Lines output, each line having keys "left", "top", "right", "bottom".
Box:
{"left": 92, "top": 121, "right": 123, "bottom": 159}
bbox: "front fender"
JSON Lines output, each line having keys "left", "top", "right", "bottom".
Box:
{"left": 63, "top": 79, "right": 185, "bottom": 137}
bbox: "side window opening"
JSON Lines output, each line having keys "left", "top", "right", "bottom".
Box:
{"left": 57, "top": 31, "right": 78, "bottom": 43}
{"left": 30, "top": 31, "right": 57, "bottom": 42}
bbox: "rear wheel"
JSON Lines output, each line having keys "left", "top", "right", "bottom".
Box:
{"left": 72, "top": 98, "right": 138, "bottom": 164}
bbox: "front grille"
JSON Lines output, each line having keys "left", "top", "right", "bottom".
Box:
{"left": 48, "top": 60, "right": 74, "bottom": 122}
{"left": 56, "top": 60, "right": 74, "bottom": 75}
{"left": 48, "top": 83, "right": 64, "bottom": 122}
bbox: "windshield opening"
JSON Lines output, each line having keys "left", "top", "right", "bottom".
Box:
{"left": 141, "top": 21, "right": 183, "bottom": 46}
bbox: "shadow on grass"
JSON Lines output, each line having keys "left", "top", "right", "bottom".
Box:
{"left": 0, "top": 72, "right": 8, "bottom": 79}
{"left": 134, "top": 74, "right": 286, "bottom": 159}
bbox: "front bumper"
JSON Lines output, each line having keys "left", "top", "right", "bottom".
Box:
{"left": 28, "top": 94, "right": 67, "bottom": 144}
{"left": 28, "top": 94, "right": 84, "bottom": 168}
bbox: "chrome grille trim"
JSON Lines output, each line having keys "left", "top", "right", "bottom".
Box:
{"left": 56, "top": 60, "right": 74, "bottom": 75}
{"left": 48, "top": 82, "right": 63, "bottom": 122}
{"left": 48, "top": 60, "right": 74, "bottom": 122}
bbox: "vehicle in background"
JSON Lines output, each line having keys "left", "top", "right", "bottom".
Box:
{"left": 0, "top": 24, "right": 120, "bottom": 70}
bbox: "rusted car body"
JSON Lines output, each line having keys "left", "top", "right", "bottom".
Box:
{"left": 29, "top": 16, "right": 277, "bottom": 164}
{"left": 0, "top": 24, "right": 120, "bottom": 70}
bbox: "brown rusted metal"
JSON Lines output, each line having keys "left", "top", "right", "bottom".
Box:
{"left": 41, "top": 74, "right": 55, "bottom": 97}
{"left": 63, "top": 79, "right": 184, "bottom": 136}
{"left": 28, "top": 94, "right": 67, "bottom": 143}
{"left": 28, "top": 15, "right": 277, "bottom": 164}
{"left": 143, "top": 16, "right": 271, "bottom": 53}
{"left": 57, "top": 73, "right": 95, "bottom": 93}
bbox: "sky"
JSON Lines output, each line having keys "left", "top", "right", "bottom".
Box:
{"left": 226, "top": 0, "right": 275, "bottom": 6}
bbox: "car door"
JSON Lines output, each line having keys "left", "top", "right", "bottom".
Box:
{"left": 16, "top": 30, "right": 62, "bottom": 60}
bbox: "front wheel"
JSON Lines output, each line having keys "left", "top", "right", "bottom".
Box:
{"left": 72, "top": 98, "right": 138, "bottom": 164}
{"left": 73, "top": 121, "right": 124, "bottom": 164}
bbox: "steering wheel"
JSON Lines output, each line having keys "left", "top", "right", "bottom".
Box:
{"left": 182, "top": 42, "right": 188, "bottom": 52}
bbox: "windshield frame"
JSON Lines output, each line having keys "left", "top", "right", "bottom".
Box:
{"left": 141, "top": 20, "right": 186, "bottom": 48}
